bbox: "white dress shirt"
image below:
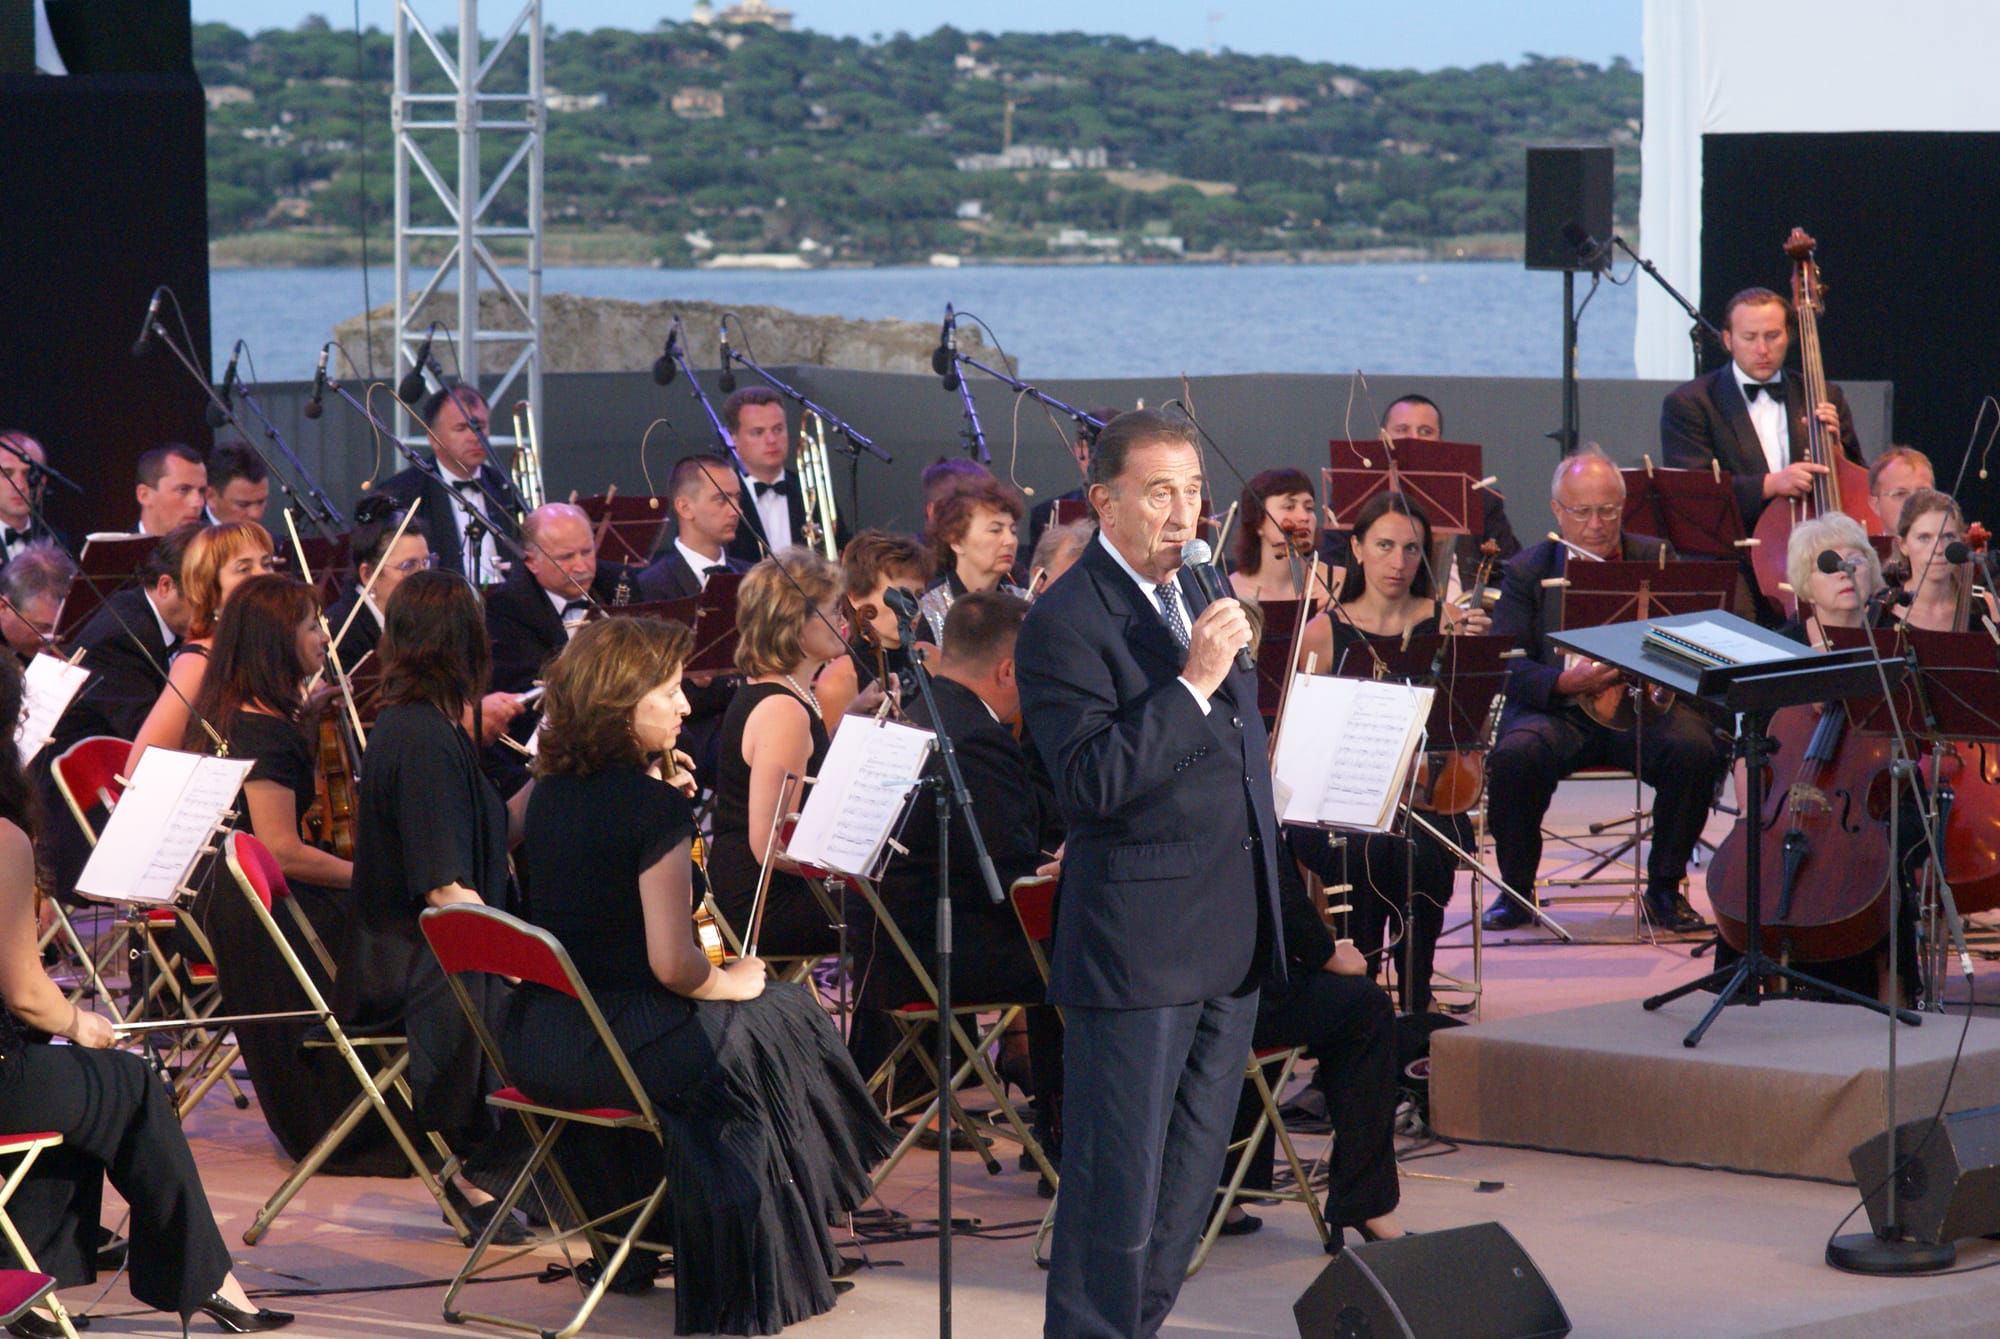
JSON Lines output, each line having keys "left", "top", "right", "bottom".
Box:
{"left": 1733, "top": 365, "right": 1791, "bottom": 475}
{"left": 441, "top": 464, "right": 504, "bottom": 584}
{"left": 675, "top": 537, "right": 728, "bottom": 591}
{"left": 1095, "top": 531, "right": 1211, "bottom": 713}
{"left": 745, "top": 469, "right": 794, "bottom": 552}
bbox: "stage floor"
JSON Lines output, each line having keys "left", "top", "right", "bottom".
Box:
{"left": 59, "top": 784, "right": 2000, "bottom": 1338}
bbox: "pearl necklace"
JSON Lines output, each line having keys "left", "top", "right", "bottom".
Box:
{"left": 781, "top": 672, "right": 823, "bottom": 719}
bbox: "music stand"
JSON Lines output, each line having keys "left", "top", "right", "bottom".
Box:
{"left": 1326, "top": 438, "right": 1486, "bottom": 539}
{"left": 1254, "top": 599, "right": 1307, "bottom": 717}
{"left": 685, "top": 572, "right": 744, "bottom": 676}
{"left": 1551, "top": 611, "right": 1917, "bottom": 1046}
{"left": 1620, "top": 463, "right": 1746, "bottom": 560}
{"left": 576, "top": 493, "right": 669, "bottom": 566}
{"left": 1051, "top": 498, "right": 1090, "bottom": 529}
{"left": 55, "top": 534, "right": 160, "bottom": 642}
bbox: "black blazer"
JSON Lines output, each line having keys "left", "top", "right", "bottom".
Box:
{"left": 1015, "top": 536, "right": 1284, "bottom": 1009}
{"left": 0, "top": 519, "right": 68, "bottom": 567}
{"left": 484, "top": 561, "right": 635, "bottom": 695}
{"left": 1490, "top": 533, "right": 1672, "bottom": 726}
{"left": 374, "top": 460, "right": 524, "bottom": 580}
{"left": 49, "top": 587, "right": 175, "bottom": 751}
{"left": 634, "top": 545, "right": 750, "bottom": 603}
{"left": 1659, "top": 366, "right": 1864, "bottom": 532}
{"left": 721, "top": 468, "right": 849, "bottom": 566}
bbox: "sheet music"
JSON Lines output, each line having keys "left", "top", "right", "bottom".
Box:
{"left": 786, "top": 719, "right": 935, "bottom": 878}
{"left": 1649, "top": 617, "right": 1795, "bottom": 667}
{"left": 1270, "top": 676, "right": 1432, "bottom": 832}
{"left": 75, "top": 749, "right": 253, "bottom": 903}
{"left": 16, "top": 654, "right": 89, "bottom": 764}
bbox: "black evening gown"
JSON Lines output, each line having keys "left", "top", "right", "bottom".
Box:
{"left": 505, "top": 768, "right": 894, "bottom": 1336}
{"left": 708, "top": 682, "right": 838, "bottom": 958}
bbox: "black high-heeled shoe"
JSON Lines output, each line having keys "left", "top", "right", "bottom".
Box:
{"left": 442, "top": 1178, "right": 530, "bottom": 1247}
{"left": 190, "top": 1293, "right": 293, "bottom": 1334}
{"left": 1324, "top": 1222, "right": 1415, "bottom": 1256}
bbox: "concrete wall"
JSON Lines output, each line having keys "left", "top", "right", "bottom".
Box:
{"left": 212, "top": 369, "right": 1892, "bottom": 548}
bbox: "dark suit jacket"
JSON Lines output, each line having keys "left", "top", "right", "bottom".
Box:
{"left": 0, "top": 520, "right": 68, "bottom": 567}
{"left": 634, "top": 545, "right": 750, "bottom": 603}
{"left": 48, "top": 587, "right": 175, "bottom": 752}
{"left": 862, "top": 676, "right": 1065, "bottom": 1006}
{"left": 1015, "top": 537, "right": 1284, "bottom": 1009}
{"left": 374, "top": 460, "right": 524, "bottom": 580}
{"left": 484, "top": 561, "right": 636, "bottom": 695}
{"left": 1659, "top": 365, "right": 1864, "bottom": 532}
{"left": 1491, "top": 533, "right": 1672, "bottom": 725}
{"left": 721, "top": 468, "right": 850, "bottom": 565}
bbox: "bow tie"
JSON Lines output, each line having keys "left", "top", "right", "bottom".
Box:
{"left": 1742, "top": 380, "right": 1782, "bottom": 402}
{"left": 561, "top": 599, "right": 589, "bottom": 616}
{"left": 2, "top": 529, "right": 26, "bottom": 547}
{"left": 449, "top": 477, "right": 482, "bottom": 492}
{"left": 703, "top": 564, "right": 731, "bottom": 578}
{"left": 752, "top": 478, "right": 790, "bottom": 499}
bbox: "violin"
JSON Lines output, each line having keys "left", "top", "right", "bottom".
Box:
{"left": 1415, "top": 539, "right": 1502, "bottom": 816}
{"left": 303, "top": 705, "right": 362, "bottom": 860}
{"left": 1747, "top": 228, "right": 1883, "bottom": 607}
{"left": 690, "top": 835, "right": 730, "bottom": 966}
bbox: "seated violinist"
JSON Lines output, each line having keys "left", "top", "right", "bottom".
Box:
{"left": 1885, "top": 488, "right": 1998, "bottom": 634}
{"left": 1228, "top": 468, "right": 1337, "bottom": 608}
{"left": 1480, "top": 446, "right": 1726, "bottom": 935}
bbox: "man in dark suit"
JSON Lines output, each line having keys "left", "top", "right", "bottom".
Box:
{"left": 1481, "top": 447, "right": 1726, "bottom": 934}
{"left": 375, "top": 384, "right": 523, "bottom": 584}
{"left": 719, "top": 387, "right": 849, "bottom": 566}
{"left": 484, "top": 502, "right": 632, "bottom": 791}
{"left": 0, "top": 544, "right": 74, "bottom": 662}
{"left": 0, "top": 430, "right": 67, "bottom": 566}
{"left": 635, "top": 453, "right": 750, "bottom": 601}
{"left": 1016, "top": 408, "right": 1282, "bottom": 1339}
{"left": 1660, "top": 286, "right": 1864, "bottom": 536}
{"left": 850, "top": 591, "right": 1066, "bottom": 1153}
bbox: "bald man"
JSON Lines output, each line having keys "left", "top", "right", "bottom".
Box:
{"left": 483, "top": 502, "right": 641, "bottom": 789}
{"left": 1480, "top": 447, "right": 1726, "bottom": 935}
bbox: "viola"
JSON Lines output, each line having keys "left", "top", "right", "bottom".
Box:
{"left": 1416, "top": 539, "right": 1503, "bottom": 816}
{"left": 1748, "top": 228, "right": 1883, "bottom": 607}
{"left": 1708, "top": 699, "right": 1894, "bottom": 962}
{"left": 303, "top": 709, "right": 361, "bottom": 861}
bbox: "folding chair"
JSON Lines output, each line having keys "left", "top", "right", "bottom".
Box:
{"left": 0, "top": 1133, "right": 81, "bottom": 1339}
{"left": 51, "top": 737, "right": 247, "bottom": 1112}
{"left": 222, "top": 833, "right": 471, "bottom": 1246}
{"left": 420, "top": 903, "right": 672, "bottom": 1339}
{"left": 829, "top": 866, "right": 1056, "bottom": 1191}
{"left": 0, "top": 1271, "right": 57, "bottom": 1330}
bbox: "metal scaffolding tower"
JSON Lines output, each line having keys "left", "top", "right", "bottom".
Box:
{"left": 392, "top": 0, "right": 543, "bottom": 480}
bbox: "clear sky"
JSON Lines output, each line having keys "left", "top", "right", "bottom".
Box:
{"left": 189, "top": 0, "right": 1642, "bottom": 70}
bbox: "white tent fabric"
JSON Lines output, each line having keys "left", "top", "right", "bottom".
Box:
{"left": 1635, "top": 0, "right": 2000, "bottom": 378}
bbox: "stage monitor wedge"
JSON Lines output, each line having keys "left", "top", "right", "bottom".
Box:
{"left": 1524, "top": 145, "right": 1612, "bottom": 273}
{"left": 1294, "top": 1221, "right": 1570, "bottom": 1339}
{"left": 1852, "top": 1103, "right": 2000, "bottom": 1246}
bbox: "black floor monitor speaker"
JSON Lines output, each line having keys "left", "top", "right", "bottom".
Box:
{"left": 1852, "top": 1103, "right": 2000, "bottom": 1246}
{"left": 1294, "top": 1222, "right": 1570, "bottom": 1339}
{"left": 1524, "top": 145, "right": 1612, "bottom": 272}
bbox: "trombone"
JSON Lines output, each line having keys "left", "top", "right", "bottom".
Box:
{"left": 509, "top": 401, "right": 547, "bottom": 511}
{"left": 797, "top": 409, "right": 840, "bottom": 561}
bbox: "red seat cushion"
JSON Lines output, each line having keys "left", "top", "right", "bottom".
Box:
{"left": 0, "top": 1270, "right": 54, "bottom": 1323}
{"left": 0, "top": 1133, "right": 59, "bottom": 1153}
{"left": 487, "top": 1085, "right": 639, "bottom": 1122}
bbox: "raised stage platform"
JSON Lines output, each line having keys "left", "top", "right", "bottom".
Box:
{"left": 1430, "top": 996, "right": 2000, "bottom": 1181}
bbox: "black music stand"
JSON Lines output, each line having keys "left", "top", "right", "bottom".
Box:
{"left": 1254, "top": 598, "right": 1308, "bottom": 718}
{"left": 56, "top": 534, "right": 161, "bottom": 642}
{"left": 1326, "top": 438, "right": 1485, "bottom": 540}
{"left": 1620, "top": 463, "right": 1746, "bottom": 559}
{"left": 1553, "top": 612, "right": 1919, "bottom": 1047}
{"left": 576, "top": 493, "right": 669, "bottom": 566}
{"left": 684, "top": 572, "right": 744, "bottom": 676}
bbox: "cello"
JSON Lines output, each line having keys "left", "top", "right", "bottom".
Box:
{"left": 1748, "top": 229, "right": 1882, "bottom": 608}
{"left": 1921, "top": 521, "right": 2000, "bottom": 915}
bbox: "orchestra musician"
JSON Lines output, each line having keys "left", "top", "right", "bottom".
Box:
{"left": 1291, "top": 492, "right": 1488, "bottom": 1015}
{"left": 334, "top": 570, "right": 534, "bottom": 1246}
{"left": 1028, "top": 519, "right": 1093, "bottom": 592}
{"left": 133, "top": 443, "right": 207, "bottom": 537}
{"left": 721, "top": 388, "right": 850, "bottom": 565}
{"left": 1659, "top": 287, "right": 1864, "bottom": 534}
{"left": 919, "top": 457, "right": 990, "bottom": 530}
{"left": 0, "top": 544, "right": 72, "bottom": 663}
{"left": 1884, "top": 487, "right": 1996, "bottom": 633}
{"left": 503, "top": 615, "right": 892, "bottom": 1329}
{"left": 1013, "top": 408, "right": 1283, "bottom": 1338}
{"left": 0, "top": 653, "right": 294, "bottom": 1337}
{"left": 707, "top": 548, "right": 848, "bottom": 958}
{"left": 635, "top": 452, "right": 751, "bottom": 601}
{"left": 1023, "top": 410, "right": 1119, "bottom": 561}
{"left": 375, "top": 384, "right": 523, "bottom": 585}
{"left": 814, "top": 528, "right": 932, "bottom": 726}
{"left": 0, "top": 430, "right": 62, "bottom": 565}
{"left": 1867, "top": 446, "right": 1934, "bottom": 535}
{"left": 916, "top": 474, "right": 1028, "bottom": 646}
{"left": 203, "top": 443, "right": 270, "bottom": 528}
{"left": 126, "top": 521, "right": 277, "bottom": 774}
{"left": 323, "top": 496, "right": 436, "bottom": 670}
{"left": 1229, "top": 467, "right": 1337, "bottom": 607}
{"left": 1778, "top": 512, "right": 1885, "bottom": 647}
{"left": 1481, "top": 447, "right": 1726, "bottom": 935}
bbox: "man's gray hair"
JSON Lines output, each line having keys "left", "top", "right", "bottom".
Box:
{"left": 1550, "top": 442, "right": 1626, "bottom": 500}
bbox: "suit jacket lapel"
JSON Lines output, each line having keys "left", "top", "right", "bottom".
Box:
{"left": 1711, "top": 367, "right": 1764, "bottom": 477}
{"left": 1083, "top": 542, "right": 1184, "bottom": 676}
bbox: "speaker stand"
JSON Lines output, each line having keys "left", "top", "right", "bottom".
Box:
{"left": 1826, "top": 1230, "right": 1955, "bottom": 1275}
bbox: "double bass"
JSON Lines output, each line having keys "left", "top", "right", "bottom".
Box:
{"left": 1748, "top": 229, "right": 1881, "bottom": 607}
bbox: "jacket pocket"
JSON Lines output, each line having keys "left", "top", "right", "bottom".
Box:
{"left": 1105, "top": 841, "right": 1196, "bottom": 882}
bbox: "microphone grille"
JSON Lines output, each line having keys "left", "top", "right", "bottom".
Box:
{"left": 1815, "top": 548, "right": 1843, "bottom": 574}
{"left": 1180, "top": 538, "right": 1214, "bottom": 566}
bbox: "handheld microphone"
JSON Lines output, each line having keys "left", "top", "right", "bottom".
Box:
{"left": 1816, "top": 548, "right": 1864, "bottom": 577}
{"left": 933, "top": 303, "right": 960, "bottom": 389}
{"left": 718, "top": 317, "right": 737, "bottom": 394}
{"left": 881, "top": 585, "right": 922, "bottom": 621}
{"left": 302, "top": 344, "right": 330, "bottom": 420}
{"left": 131, "top": 287, "right": 164, "bottom": 357}
{"left": 205, "top": 346, "right": 241, "bottom": 428}
{"left": 397, "top": 328, "right": 436, "bottom": 406}
{"left": 1178, "top": 538, "right": 1256, "bottom": 673}
{"left": 652, "top": 320, "right": 680, "bottom": 387}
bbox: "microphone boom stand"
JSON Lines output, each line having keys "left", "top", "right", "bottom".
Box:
{"left": 721, "top": 347, "right": 893, "bottom": 465}
{"left": 1611, "top": 234, "right": 1726, "bottom": 376}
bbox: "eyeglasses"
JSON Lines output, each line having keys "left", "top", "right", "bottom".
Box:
{"left": 390, "top": 555, "right": 437, "bottom": 574}
{"left": 1554, "top": 501, "right": 1624, "bottom": 523}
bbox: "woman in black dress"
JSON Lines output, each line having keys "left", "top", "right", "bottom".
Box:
{"left": 708, "top": 549, "right": 849, "bottom": 958}
{"left": 506, "top": 615, "right": 893, "bottom": 1335}
{"left": 813, "top": 529, "right": 932, "bottom": 728}
{"left": 334, "top": 570, "right": 530, "bottom": 1241}
{"left": 0, "top": 655, "right": 292, "bottom": 1336}
{"left": 1291, "top": 493, "right": 1490, "bottom": 1015}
